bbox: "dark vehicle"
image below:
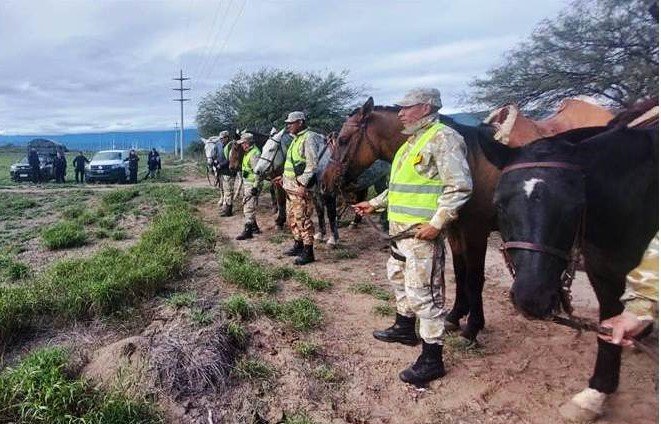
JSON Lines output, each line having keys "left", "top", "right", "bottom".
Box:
{"left": 85, "top": 150, "right": 131, "bottom": 183}
{"left": 10, "top": 138, "right": 66, "bottom": 182}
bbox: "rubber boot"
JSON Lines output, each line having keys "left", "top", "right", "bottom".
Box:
{"left": 235, "top": 223, "right": 253, "bottom": 240}
{"left": 373, "top": 314, "right": 419, "bottom": 346}
{"left": 294, "top": 244, "right": 315, "bottom": 265}
{"left": 284, "top": 240, "right": 304, "bottom": 256}
{"left": 399, "top": 342, "right": 446, "bottom": 386}
{"left": 251, "top": 221, "right": 261, "bottom": 234}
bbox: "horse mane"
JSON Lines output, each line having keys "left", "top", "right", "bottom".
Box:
{"left": 348, "top": 105, "right": 401, "bottom": 117}
{"left": 608, "top": 97, "right": 659, "bottom": 129}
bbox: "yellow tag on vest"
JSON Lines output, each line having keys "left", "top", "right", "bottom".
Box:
{"left": 413, "top": 154, "right": 423, "bottom": 165}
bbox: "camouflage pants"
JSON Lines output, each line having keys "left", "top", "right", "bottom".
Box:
{"left": 286, "top": 191, "right": 315, "bottom": 245}
{"left": 387, "top": 237, "right": 445, "bottom": 345}
{"left": 243, "top": 181, "right": 257, "bottom": 224}
{"left": 220, "top": 175, "right": 235, "bottom": 207}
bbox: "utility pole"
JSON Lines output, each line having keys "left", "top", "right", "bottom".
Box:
{"left": 173, "top": 123, "right": 179, "bottom": 155}
{"left": 172, "top": 69, "right": 190, "bottom": 160}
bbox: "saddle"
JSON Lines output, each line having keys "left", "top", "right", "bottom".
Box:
{"left": 484, "top": 98, "right": 615, "bottom": 147}
{"left": 628, "top": 105, "right": 659, "bottom": 128}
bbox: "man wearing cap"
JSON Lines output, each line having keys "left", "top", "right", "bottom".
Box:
{"left": 215, "top": 130, "right": 236, "bottom": 217}
{"left": 353, "top": 88, "right": 473, "bottom": 386}
{"left": 282, "top": 111, "right": 323, "bottom": 265}
{"left": 236, "top": 132, "right": 262, "bottom": 240}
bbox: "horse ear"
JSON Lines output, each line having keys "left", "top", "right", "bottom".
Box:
{"left": 361, "top": 97, "right": 375, "bottom": 118}
{"left": 478, "top": 128, "right": 513, "bottom": 170}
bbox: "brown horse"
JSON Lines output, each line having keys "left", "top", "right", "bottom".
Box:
{"left": 321, "top": 97, "right": 614, "bottom": 341}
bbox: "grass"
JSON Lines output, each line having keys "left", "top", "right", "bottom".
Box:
{"left": 444, "top": 333, "right": 485, "bottom": 358}
{"left": 41, "top": 221, "right": 87, "bottom": 250}
{"left": 226, "top": 321, "right": 249, "bottom": 347}
{"left": 268, "top": 233, "right": 288, "bottom": 244}
{"left": 111, "top": 229, "right": 128, "bottom": 240}
{"left": 223, "top": 294, "right": 256, "bottom": 321}
{"left": 293, "top": 341, "right": 319, "bottom": 359}
{"left": 75, "top": 210, "right": 98, "bottom": 225}
{"left": 101, "top": 188, "right": 140, "bottom": 206}
{"left": 350, "top": 283, "right": 392, "bottom": 301}
{"left": 166, "top": 291, "right": 196, "bottom": 308}
{"left": 98, "top": 216, "right": 118, "bottom": 230}
{"left": 312, "top": 363, "right": 340, "bottom": 383}
{"left": 94, "top": 228, "right": 110, "bottom": 239}
{"left": 0, "top": 193, "right": 39, "bottom": 221}
{"left": 292, "top": 270, "right": 332, "bottom": 291}
{"left": 259, "top": 297, "right": 323, "bottom": 332}
{"left": 0, "top": 254, "right": 29, "bottom": 282}
{"left": 333, "top": 247, "right": 358, "bottom": 260}
{"left": 219, "top": 250, "right": 279, "bottom": 293}
{"left": 190, "top": 308, "right": 214, "bottom": 326}
{"left": 61, "top": 204, "right": 86, "bottom": 219}
{"left": 233, "top": 358, "right": 274, "bottom": 381}
{"left": 372, "top": 303, "right": 396, "bottom": 317}
{"left": 0, "top": 202, "right": 215, "bottom": 343}
{"left": 0, "top": 347, "right": 161, "bottom": 423}
{"left": 182, "top": 187, "right": 217, "bottom": 204}
{"left": 283, "top": 411, "right": 316, "bottom": 424}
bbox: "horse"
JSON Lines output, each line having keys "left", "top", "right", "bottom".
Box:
{"left": 231, "top": 129, "right": 341, "bottom": 244}
{"left": 486, "top": 103, "right": 658, "bottom": 421}
{"left": 202, "top": 135, "right": 222, "bottom": 187}
{"left": 321, "top": 96, "right": 615, "bottom": 341}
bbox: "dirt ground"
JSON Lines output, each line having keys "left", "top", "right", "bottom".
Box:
{"left": 3, "top": 175, "right": 657, "bottom": 424}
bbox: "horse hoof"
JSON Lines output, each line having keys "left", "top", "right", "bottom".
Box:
{"left": 558, "top": 399, "right": 601, "bottom": 423}
{"left": 314, "top": 232, "right": 325, "bottom": 241}
{"left": 444, "top": 319, "right": 460, "bottom": 332}
{"left": 349, "top": 223, "right": 357, "bottom": 229}
{"left": 326, "top": 236, "right": 338, "bottom": 247}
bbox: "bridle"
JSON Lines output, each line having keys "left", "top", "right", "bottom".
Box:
{"left": 328, "top": 118, "right": 382, "bottom": 192}
{"left": 256, "top": 132, "right": 288, "bottom": 177}
{"left": 498, "top": 161, "right": 585, "bottom": 316}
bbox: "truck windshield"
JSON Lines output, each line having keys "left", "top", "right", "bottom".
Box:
{"left": 92, "top": 152, "right": 122, "bottom": 161}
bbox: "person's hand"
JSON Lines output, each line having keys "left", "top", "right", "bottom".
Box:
{"left": 272, "top": 176, "right": 283, "bottom": 187}
{"left": 294, "top": 185, "right": 307, "bottom": 196}
{"left": 415, "top": 224, "right": 441, "bottom": 240}
{"left": 352, "top": 201, "right": 375, "bottom": 216}
{"left": 598, "top": 311, "right": 653, "bottom": 346}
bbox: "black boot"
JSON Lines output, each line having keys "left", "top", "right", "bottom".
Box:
{"left": 373, "top": 314, "right": 419, "bottom": 346}
{"left": 399, "top": 342, "right": 446, "bottom": 386}
{"left": 227, "top": 205, "right": 233, "bottom": 217}
{"left": 235, "top": 223, "right": 253, "bottom": 240}
{"left": 284, "top": 240, "right": 304, "bottom": 256}
{"left": 219, "top": 205, "right": 230, "bottom": 217}
{"left": 294, "top": 244, "right": 315, "bottom": 265}
{"left": 251, "top": 221, "right": 261, "bottom": 234}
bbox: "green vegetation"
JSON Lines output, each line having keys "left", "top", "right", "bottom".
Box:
{"left": 111, "top": 229, "right": 128, "bottom": 241}
{"left": 282, "top": 412, "right": 316, "bottom": 424}
{"left": 98, "top": 216, "right": 118, "bottom": 230}
{"left": 0, "top": 203, "right": 214, "bottom": 342}
{"left": 41, "top": 221, "right": 88, "bottom": 250}
{"left": 0, "top": 193, "right": 38, "bottom": 220}
{"left": 189, "top": 308, "right": 214, "bottom": 326}
{"left": 226, "top": 321, "right": 249, "bottom": 347}
{"left": 259, "top": 297, "right": 323, "bottom": 332}
{"left": 268, "top": 233, "right": 287, "bottom": 244}
{"left": 94, "top": 228, "right": 110, "bottom": 239}
{"left": 75, "top": 210, "right": 98, "bottom": 225}
{"left": 312, "top": 363, "right": 340, "bottom": 383}
{"left": 223, "top": 294, "right": 256, "bottom": 321}
{"left": 0, "top": 347, "right": 161, "bottom": 423}
{"left": 291, "top": 270, "right": 332, "bottom": 291}
{"left": 166, "top": 291, "right": 197, "bottom": 308}
{"left": 60, "top": 204, "right": 85, "bottom": 219}
{"left": 0, "top": 254, "right": 29, "bottom": 282}
{"left": 293, "top": 341, "right": 319, "bottom": 359}
{"left": 350, "top": 283, "right": 392, "bottom": 301}
{"left": 233, "top": 358, "right": 274, "bottom": 381}
{"left": 372, "top": 303, "right": 396, "bottom": 317}
{"left": 102, "top": 188, "right": 140, "bottom": 206}
{"left": 0, "top": 147, "right": 26, "bottom": 186}
{"left": 219, "top": 250, "right": 279, "bottom": 293}
{"left": 333, "top": 247, "right": 358, "bottom": 260}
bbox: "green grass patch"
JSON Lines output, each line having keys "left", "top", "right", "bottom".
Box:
{"left": 312, "top": 363, "right": 340, "bottom": 383}
{"left": 282, "top": 412, "right": 316, "bottom": 424}
{"left": 350, "top": 283, "right": 392, "bottom": 301}
{"left": 333, "top": 247, "right": 358, "bottom": 260}
{"left": 0, "top": 347, "right": 161, "bottom": 423}
{"left": 102, "top": 188, "right": 140, "bottom": 205}
{"left": 0, "top": 193, "right": 39, "bottom": 220}
{"left": 60, "top": 204, "right": 85, "bottom": 219}
{"left": 41, "top": 221, "right": 87, "bottom": 250}
{"left": 226, "top": 321, "right": 249, "bottom": 347}
{"left": 292, "top": 270, "right": 332, "bottom": 291}
{"left": 233, "top": 358, "right": 274, "bottom": 381}
{"left": 189, "top": 308, "right": 214, "bottom": 326}
{"left": 268, "top": 233, "right": 288, "bottom": 244}
{"left": 75, "top": 209, "right": 98, "bottom": 225}
{"left": 0, "top": 254, "right": 29, "bottom": 281}
{"left": 372, "top": 303, "right": 396, "bottom": 317}
{"left": 111, "top": 229, "right": 128, "bottom": 240}
{"left": 0, "top": 205, "right": 214, "bottom": 342}
{"left": 166, "top": 291, "right": 196, "bottom": 308}
{"left": 259, "top": 297, "right": 323, "bottom": 332}
{"left": 223, "top": 294, "right": 255, "bottom": 321}
{"left": 183, "top": 187, "right": 217, "bottom": 204}
{"left": 293, "top": 341, "right": 319, "bottom": 359}
{"left": 98, "top": 216, "right": 118, "bottom": 230}
{"left": 94, "top": 228, "right": 110, "bottom": 239}
{"left": 219, "top": 250, "right": 278, "bottom": 293}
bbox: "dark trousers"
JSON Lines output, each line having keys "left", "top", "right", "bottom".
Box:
{"left": 129, "top": 168, "right": 138, "bottom": 184}
{"left": 31, "top": 166, "right": 41, "bottom": 183}
{"left": 75, "top": 169, "right": 84, "bottom": 183}
{"left": 55, "top": 169, "right": 65, "bottom": 183}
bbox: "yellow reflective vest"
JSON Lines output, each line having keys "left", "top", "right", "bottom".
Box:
{"left": 387, "top": 123, "right": 444, "bottom": 225}
{"left": 242, "top": 146, "right": 260, "bottom": 183}
{"left": 284, "top": 129, "right": 308, "bottom": 179}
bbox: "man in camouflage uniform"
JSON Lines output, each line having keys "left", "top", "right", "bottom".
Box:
{"left": 216, "top": 130, "right": 236, "bottom": 217}
{"left": 281, "top": 111, "right": 323, "bottom": 265}
{"left": 353, "top": 88, "right": 473, "bottom": 386}
{"left": 236, "top": 133, "right": 262, "bottom": 240}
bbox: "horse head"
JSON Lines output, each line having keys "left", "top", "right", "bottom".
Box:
{"left": 492, "top": 137, "right": 586, "bottom": 319}
{"left": 254, "top": 128, "right": 292, "bottom": 179}
{"left": 228, "top": 140, "right": 243, "bottom": 173}
{"left": 202, "top": 136, "right": 219, "bottom": 166}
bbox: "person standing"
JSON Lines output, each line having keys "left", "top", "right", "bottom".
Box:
{"left": 125, "top": 149, "right": 139, "bottom": 184}
{"left": 235, "top": 133, "right": 262, "bottom": 240}
{"left": 28, "top": 147, "right": 41, "bottom": 184}
{"left": 216, "top": 130, "right": 236, "bottom": 217}
{"left": 280, "top": 111, "right": 322, "bottom": 265}
{"left": 53, "top": 151, "right": 66, "bottom": 183}
{"left": 353, "top": 88, "right": 473, "bottom": 386}
{"left": 147, "top": 148, "right": 160, "bottom": 179}
{"left": 72, "top": 151, "right": 89, "bottom": 184}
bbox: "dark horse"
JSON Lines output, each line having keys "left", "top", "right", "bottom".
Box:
{"left": 486, "top": 105, "right": 658, "bottom": 421}
{"left": 321, "top": 97, "right": 614, "bottom": 341}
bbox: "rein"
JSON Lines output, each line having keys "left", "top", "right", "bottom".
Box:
{"left": 330, "top": 120, "right": 381, "bottom": 192}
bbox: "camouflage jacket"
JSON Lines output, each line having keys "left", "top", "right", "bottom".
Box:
{"left": 622, "top": 233, "right": 658, "bottom": 319}
{"left": 369, "top": 114, "right": 473, "bottom": 235}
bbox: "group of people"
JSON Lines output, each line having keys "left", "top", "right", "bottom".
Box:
{"left": 27, "top": 148, "right": 90, "bottom": 184}
{"left": 220, "top": 87, "right": 658, "bottom": 389}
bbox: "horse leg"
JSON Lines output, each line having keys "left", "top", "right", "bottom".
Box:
{"left": 270, "top": 185, "right": 277, "bottom": 210}
{"left": 444, "top": 228, "right": 469, "bottom": 331}
{"left": 560, "top": 255, "right": 626, "bottom": 422}
{"left": 275, "top": 186, "right": 287, "bottom": 230}
{"left": 313, "top": 191, "right": 326, "bottom": 240}
{"left": 460, "top": 224, "right": 489, "bottom": 341}
{"left": 324, "top": 193, "right": 339, "bottom": 245}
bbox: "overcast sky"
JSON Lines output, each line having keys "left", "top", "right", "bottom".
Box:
{"left": 0, "top": 0, "right": 568, "bottom": 135}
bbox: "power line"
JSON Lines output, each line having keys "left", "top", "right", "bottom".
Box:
{"left": 172, "top": 70, "right": 190, "bottom": 160}
{"left": 203, "top": 0, "right": 246, "bottom": 82}
{"left": 190, "top": 0, "right": 226, "bottom": 80}
{"left": 195, "top": 0, "right": 233, "bottom": 81}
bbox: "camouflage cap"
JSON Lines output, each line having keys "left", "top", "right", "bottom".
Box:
{"left": 284, "top": 111, "right": 306, "bottom": 123}
{"left": 395, "top": 88, "right": 442, "bottom": 108}
{"left": 239, "top": 132, "right": 254, "bottom": 144}
{"left": 218, "top": 130, "right": 230, "bottom": 139}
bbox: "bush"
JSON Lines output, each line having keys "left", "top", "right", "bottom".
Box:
{"left": 41, "top": 221, "right": 87, "bottom": 250}
{"left": 0, "top": 347, "right": 161, "bottom": 423}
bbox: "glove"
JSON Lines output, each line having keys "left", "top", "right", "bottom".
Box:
{"left": 250, "top": 187, "right": 258, "bottom": 196}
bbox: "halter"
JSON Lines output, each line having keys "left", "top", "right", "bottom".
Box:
{"left": 498, "top": 161, "right": 585, "bottom": 315}
{"left": 328, "top": 119, "right": 382, "bottom": 192}
{"left": 256, "top": 132, "right": 287, "bottom": 177}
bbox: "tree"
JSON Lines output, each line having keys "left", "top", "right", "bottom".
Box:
{"left": 470, "top": 0, "right": 658, "bottom": 110}
{"left": 196, "top": 69, "right": 360, "bottom": 138}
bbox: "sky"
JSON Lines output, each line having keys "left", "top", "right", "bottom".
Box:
{"left": 0, "top": 0, "right": 569, "bottom": 135}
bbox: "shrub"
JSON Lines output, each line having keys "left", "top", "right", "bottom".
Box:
{"left": 41, "top": 221, "right": 87, "bottom": 250}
